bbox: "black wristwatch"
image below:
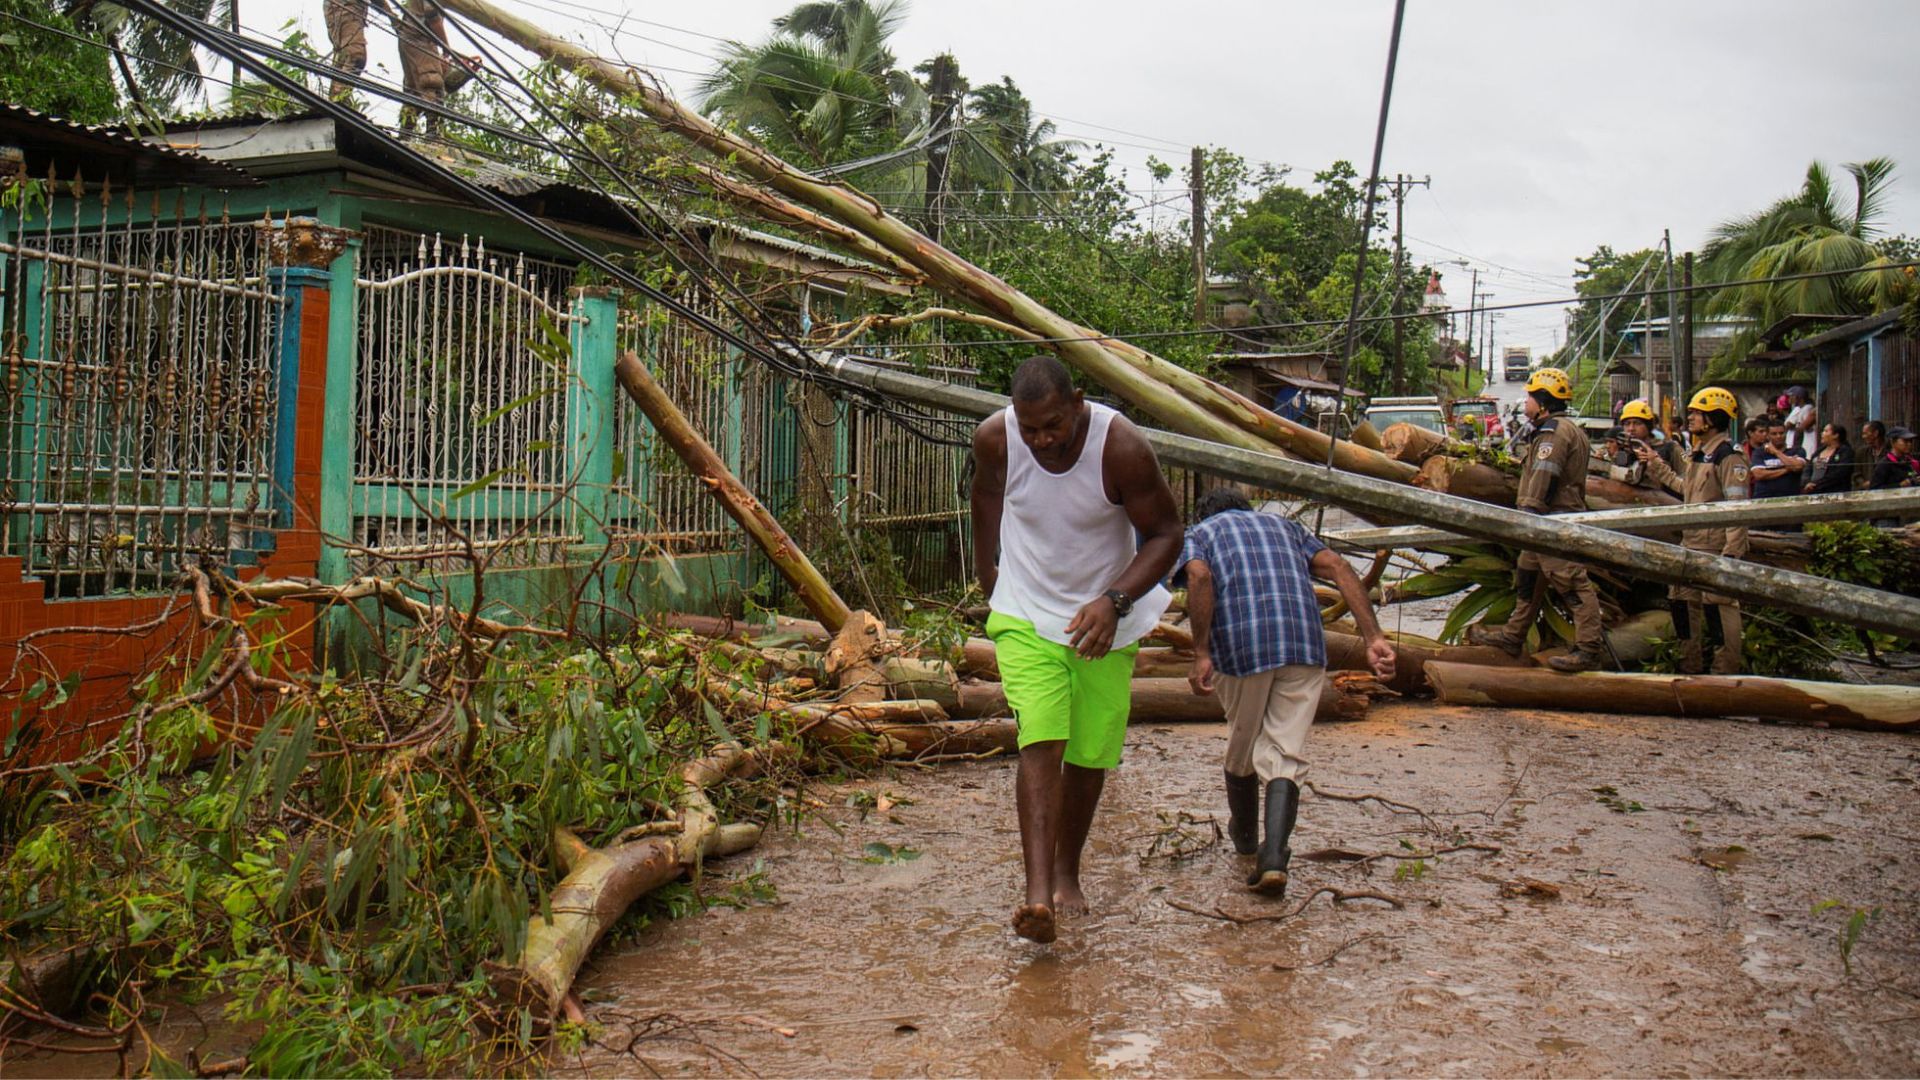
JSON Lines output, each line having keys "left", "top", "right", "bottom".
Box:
{"left": 1104, "top": 588, "right": 1134, "bottom": 618}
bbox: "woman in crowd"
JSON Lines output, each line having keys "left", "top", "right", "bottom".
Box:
{"left": 1868, "top": 426, "right": 1918, "bottom": 490}
{"left": 1800, "top": 423, "right": 1856, "bottom": 495}
{"left": 1857, "top": 421, "right": 1888, "bottom": 489}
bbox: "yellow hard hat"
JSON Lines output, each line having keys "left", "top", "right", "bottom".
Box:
{"left": 1686, "top": 386, "right": 1738, "bottom": 418}
{"left": 1525, "top": 367, "right": 1573, "bottom": 401}
{"left": 1618, "top": 398, "right": 1657, "bottom": 423}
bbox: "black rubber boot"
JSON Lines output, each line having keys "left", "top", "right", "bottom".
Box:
{"left": 1224, "top": 770, "right": 1260, "bottom": 856}
{"left": 1247, "top": 778, "right": 1299, "bottom": 896}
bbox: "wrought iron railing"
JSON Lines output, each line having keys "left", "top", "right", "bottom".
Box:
{"left": 0, "top": 172, "right": 286, "bottom": 596}
{"left": 350, "top": 228, "right": 583, "bottom": 572}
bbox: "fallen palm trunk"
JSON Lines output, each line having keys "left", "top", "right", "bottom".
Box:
{"left": 487, "top": 743, "right": 779, "bottom": 1026}
{"left": 1423, "top": 661, "right": 1920, "bottom": 732}
{"left": 615, "top": 351, "right": 851, "bottom": 631}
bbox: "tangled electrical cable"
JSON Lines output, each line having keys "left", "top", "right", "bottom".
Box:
{"left": 105, "top": 0, "right": 975, "bottom": 449}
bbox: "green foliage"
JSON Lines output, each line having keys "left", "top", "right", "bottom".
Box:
{"left": 1700, "top": 158, "right": 1917, "bottom": 378}
{"left": 1811, "top": 899, "right": 1882, "bottom": 975}
{"left": 1591, "top": 785, "right": 1646, "bottom": 814}
{"left": 0, "top": 626, "right": 796, "bottom": 1074}
{"left": 0, "top": 0, "right": 120, "bottom": 123}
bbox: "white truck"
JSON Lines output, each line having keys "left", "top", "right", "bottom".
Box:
{"left": 1502, "top": 346, "right": 1533, "bottom": 382}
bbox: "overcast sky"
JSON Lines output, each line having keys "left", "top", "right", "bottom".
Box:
{"left": 240, "top": 0, "right": 1920, "bottom": 355}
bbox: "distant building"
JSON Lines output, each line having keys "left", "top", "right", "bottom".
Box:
{"left": 1743, "top": 309, "right": 1916, "bottom": 432}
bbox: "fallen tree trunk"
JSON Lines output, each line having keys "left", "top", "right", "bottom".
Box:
{"left": 1415, "top": 456, "right": 1681, "bottom": 512}
{"left": 616, "top": 351, "right": 852, "bottom": 632}
{"left": 486, "top": 743, "right": 779, "bottom": 1026}
{"left": 1327, "top": 491, "right": 1920, "bottom": 551}
{"left": 952, "top": 675, "right": 1374, "bottom": 723}
{"left": 1324, "top": 629, "right": 1525, "bottom": 697}
{"left": 1423, "top": 661, "right": 1920, "bottom": 732}
{"left": 819, "top": 361, "right": 1920, "bottom": 639}
{"left": 1382, "top": 422, "right": 1457, "bottom": 465}
{"left": 806, "top": 716, "right": 1018, "bottom": 758}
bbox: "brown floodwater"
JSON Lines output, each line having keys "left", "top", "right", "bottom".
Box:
{"left": 556, "top": 701, "right": 1920, "bottom": 1077}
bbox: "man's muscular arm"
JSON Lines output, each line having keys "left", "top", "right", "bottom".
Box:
{"left": 1064, "top": 417, "right": 1184, "bottom": 658}
{"left": 969, "top": 416, "right": 1007, "bottom": 601}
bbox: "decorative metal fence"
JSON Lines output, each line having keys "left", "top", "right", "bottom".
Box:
{"left": 845, "top": 358, "right": 975, "bottom": 595}
{"left": 350, "top": 227, "right": 583, "bottom": 572}
{"left": 0, "top": 172, "right": 286, "bottom": 596}
{"left": 611, "top": 292, "right": 754, "bottom": 556}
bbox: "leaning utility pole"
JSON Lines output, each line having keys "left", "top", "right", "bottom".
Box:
{"left": 1476, "top": 289, "right": 1493, "bottom": 380}
{"left": 1381, "top": 174, "right": 1430, "bottom": 393}
{"left": 922, "top": 53, "right": 959, "bottom": 244}
{"left": 1190, "top": 146, "right": 1207, "bottom": 329}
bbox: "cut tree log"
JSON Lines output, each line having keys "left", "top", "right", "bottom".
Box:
{"left": 616, "top": 351, "right": 851, "bottom": 632}
{"left": 824, "top": 610, "right": 891, "bottom": 704}
{"left": 1414, "top": 455, "right": 1682, "bottom": 511}
{"left": 1324, "top": 629, "right": 1525, "bottom": 697}
{"left": 1350, "top": 422, "right": 1385, "bottom": 452}
{"left": 1381, "top": 422, "right": 1457, "bottom": 465}
{"left": 1423, "top": 661, "right": 1920, "bottom": 732}
{"left": 486, "top": 743, "right": 781, "bottom": 1026}
{"left": 806, "top": 716, "right": 1018, "bottom": 758}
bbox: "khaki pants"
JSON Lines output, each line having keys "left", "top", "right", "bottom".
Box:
{"left": 1511, "top": 550, "right": 1605, "bottom": 654}
{"left": 1217, "top": 664, "right": 1323, "bottom": 785}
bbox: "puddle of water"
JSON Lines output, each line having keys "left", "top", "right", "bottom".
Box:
{"left": 1093, "top": 1031, "right": 1160, "bottom": 1071}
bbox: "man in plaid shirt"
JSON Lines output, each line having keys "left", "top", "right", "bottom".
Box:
{"left": 1174, "top": 489, "right": 1395, "bottom": 897}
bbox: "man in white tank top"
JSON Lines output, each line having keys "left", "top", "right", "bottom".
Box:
{"left": 971, "top": 356, "right": 1183, "bottom": 944}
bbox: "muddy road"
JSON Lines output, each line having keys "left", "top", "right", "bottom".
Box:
{"left": 563, "top": 702, "right": 1920, "bottom": 1077}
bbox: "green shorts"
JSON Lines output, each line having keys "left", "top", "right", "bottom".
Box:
{"left": 986, "top": 611, "right": 1139, "bottom": 770}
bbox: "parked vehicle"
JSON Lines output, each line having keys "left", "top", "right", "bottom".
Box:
{"left": 1446, "top": 396, "right": 1503, "bottom": 440}
{"left": 1502, "top": 346, "right": 1532, "bottom": 382}
{"left": 1363, "top": 395, "right": 1445, "bottom": 434}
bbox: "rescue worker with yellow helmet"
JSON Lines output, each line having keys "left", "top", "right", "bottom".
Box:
{"left": 1608, "top": 398, "right": 1685, "bottom": 487}
{"left": 1468, "top": 367, "right": 1607, "bottom": 672}
{"left": 1636, "top": 387, "right": 1749, "bottom": 674}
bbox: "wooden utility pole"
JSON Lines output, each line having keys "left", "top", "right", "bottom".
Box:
{"left": 1381, "top": 174, "right": 1429, "bottom": 394}
{"left": 1679, "top": 251, "right": 1695, "bottom": 414}
{"left": 923, "top": 54, "right": 959, "bottom": 244}
{"left": 1663, "top": 229, "right": 1678, "bottom": 416}
{"left": 1190, "top": 146, "right": 1207, "bottom": 329}
{"left": 1462, "top": 267, "right": 1478, "bottom": 376}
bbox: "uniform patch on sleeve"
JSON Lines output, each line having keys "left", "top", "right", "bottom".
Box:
{"left": 1537, "top": 444, "right": 1555, "bottom": 460}
{"left": 1731, "top": 464, "right": 1749, "bottom": 481}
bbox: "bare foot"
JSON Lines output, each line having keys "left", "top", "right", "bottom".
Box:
{"left": 1052, "top": 878, "right": 1089, "bottom": 917}
{"left": 1012, "top": 903, "right": 1057, "bottom": 943}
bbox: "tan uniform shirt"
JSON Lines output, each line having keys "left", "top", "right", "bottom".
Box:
{"left": 1645, "top": 429, "right": 1749, "bottom": 558}
{"left": 1515, "top": 416, "right": 1590, "bottom": 514}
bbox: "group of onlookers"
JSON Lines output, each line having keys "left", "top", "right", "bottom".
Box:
{"left": 1604, "top": 384, "right": 1918, "bottom": 496}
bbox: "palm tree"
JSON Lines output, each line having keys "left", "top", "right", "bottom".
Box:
{"left": 698, "top": 0, "right": 923, "bottom": 169}
{"left": 1701, "top": 158, "right": 1915, "bottom": 371}
{"left": 955, "top": 76, "right": 1078, "bottom": 211}
{"left": 66, "top": 0, "right": 234, "bottom": 113}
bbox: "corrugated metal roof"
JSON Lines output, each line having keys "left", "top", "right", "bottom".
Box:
{"left": 0, "top": 103, "right": 259, "bottom": 187}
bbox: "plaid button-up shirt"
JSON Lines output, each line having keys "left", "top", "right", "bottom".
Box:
{"left": 1171, "top": 509, "right": 1327, "bottom": 678}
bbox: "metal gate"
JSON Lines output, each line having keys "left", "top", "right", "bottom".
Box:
{"left": 1, "top": 175, "right": 286, "bottom": 596}
{"left": 350, "top": 228, "right": 582, "bottom": 571}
